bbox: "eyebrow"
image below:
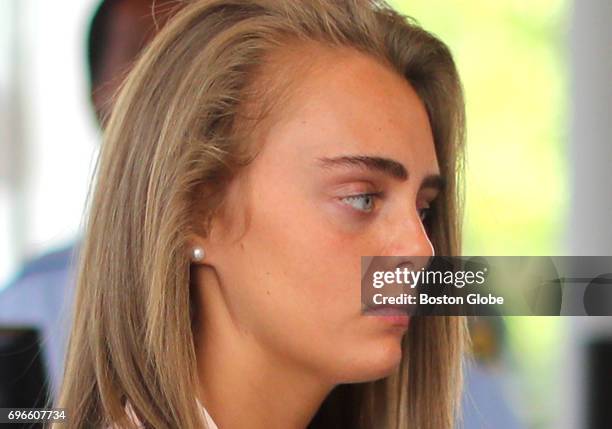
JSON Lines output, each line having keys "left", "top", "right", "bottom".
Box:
{"left": 316, "top": 155, "right": 445, "bottom": 191}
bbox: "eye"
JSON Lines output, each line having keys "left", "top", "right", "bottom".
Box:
{"left": 419, "top": 207, "right": 431, "bottom": 222}
{"left": 340, "top": 193, "right": 381, "bottom": 213}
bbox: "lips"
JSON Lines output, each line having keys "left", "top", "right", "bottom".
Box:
{"left": 363, "top": 305, "right": 409, "bottom": 316}
{"left": 362, "top": 305, "right": 411, "bottom": 328}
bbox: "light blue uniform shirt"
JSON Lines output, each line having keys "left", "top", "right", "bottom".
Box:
{"left": 0, "top": 244, "right": 78, "bottom": 396}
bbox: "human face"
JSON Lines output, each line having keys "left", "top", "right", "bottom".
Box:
{"left": 201, "top": 47, "right": 440, "bottom": 384}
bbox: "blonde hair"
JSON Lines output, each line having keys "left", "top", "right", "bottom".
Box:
{"left": 57, "top": 0, "right": 468, "bottom": 427}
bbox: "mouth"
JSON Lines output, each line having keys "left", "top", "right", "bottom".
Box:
{"left": 363, "top": 305, "right": 410, "bottom": 327}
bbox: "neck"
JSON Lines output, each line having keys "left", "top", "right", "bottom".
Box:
{"left": 193, "top": 268, "right": 334, "bottom": 429}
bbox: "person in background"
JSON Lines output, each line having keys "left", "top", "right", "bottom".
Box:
{"left": 0, "top": 0, "right": 181, "bottom": 396}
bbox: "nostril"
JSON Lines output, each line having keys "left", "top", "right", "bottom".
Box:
{"left": 396, "top": 261, "right": 414, "bottom": 271}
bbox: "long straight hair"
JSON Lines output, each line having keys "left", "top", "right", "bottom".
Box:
{"left": 57, "top": 1, "right": 468, "bottom": 427}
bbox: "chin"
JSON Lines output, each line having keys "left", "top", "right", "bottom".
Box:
{"left": 333, "top": 335, "right": 406, "bottom": 383}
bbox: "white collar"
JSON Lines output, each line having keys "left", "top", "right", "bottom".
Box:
{"left": 121, "top": 400, "right": 218, "bottom": 428}
{"left": 197, "top": 399, "right": 219, "bottom": 429}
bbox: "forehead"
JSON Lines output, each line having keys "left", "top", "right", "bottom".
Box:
{"left": 258, "top": 45, "right": 439, "bottom": 175}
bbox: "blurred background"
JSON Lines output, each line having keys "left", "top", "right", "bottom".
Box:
{"left": 0, "top": 0, "right": 611, "bottom": 428}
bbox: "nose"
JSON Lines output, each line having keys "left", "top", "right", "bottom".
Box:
{"left": 379, "top": 207, "right": 435, "bottom": 273}
{"left": 360, "top": 210, "right": 434, "bottom": 309}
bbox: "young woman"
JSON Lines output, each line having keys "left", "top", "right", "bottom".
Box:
{"left": 57, "top": 0, "right": 467, "bottom": 427}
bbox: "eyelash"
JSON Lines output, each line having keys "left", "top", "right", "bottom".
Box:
{"left": 340, "top": 192, "right": 433, "bottom": 222}
{"left": 340, "top": 192, "right": 383, "bottom": 213}
{"left": 419, "top": 207, "right": 432, "bottom": 223}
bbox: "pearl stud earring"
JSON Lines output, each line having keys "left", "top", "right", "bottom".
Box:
{"left": 191, "top": 246, "right": 205, "bottom": 262}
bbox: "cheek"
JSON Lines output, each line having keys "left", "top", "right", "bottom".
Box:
{"left": 265, "top": 195, "right": 367, "bottom": 287}
{"left": 228, "top": 183, "right": 369, "bottom": 328}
